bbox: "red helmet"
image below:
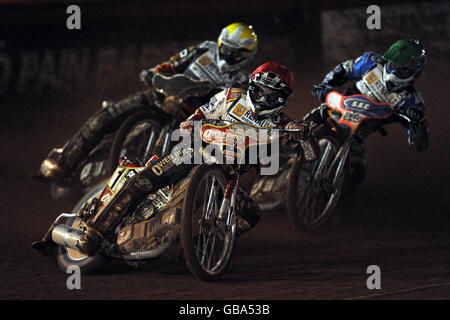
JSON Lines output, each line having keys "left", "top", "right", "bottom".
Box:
{"left": 247, "top": 62, "right": 294, "bottom": 118}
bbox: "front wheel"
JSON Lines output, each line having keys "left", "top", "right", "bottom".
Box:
{"left": 56, "top": 181, "right": 108, "bottom": 274}
{"left": 287, "top": 126, "right": 346, "bottom": 233}
{"left": 181, "top": 165, "right": 236, "bottom": 281}
{"left": 109, "top": 112, "right": 161, "bottom": 173}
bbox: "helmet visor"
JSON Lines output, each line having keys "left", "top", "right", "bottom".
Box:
{"left": 219, "top": 43, "right": 252, "bottom": 65}
{"left": 386, "top": 61, "right": 416, "bottom": 80}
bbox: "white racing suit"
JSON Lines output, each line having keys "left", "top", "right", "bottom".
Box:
{"left": 43, "top": 41, "right": 250, "bottom": 183}
{"left": 142, "top": 41, "right": 249, "bottom": 88}
{"left": 76, "top": 88, "right": 295, "bottom": 254}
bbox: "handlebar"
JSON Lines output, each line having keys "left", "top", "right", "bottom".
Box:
{"left": 152, "top": 73, "right": 216, "bottom": 99}
{"left": 201, "top": 119, "right": 306, "bottom": 136}
{"left": 392, "top": 110, "right": 426, "bottom": 126}
{"left": 392, "top": 110, "right": 410, "bottom": 122}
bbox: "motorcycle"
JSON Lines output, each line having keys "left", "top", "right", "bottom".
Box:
{"left": 33, "top": 120, "right": 318, "bottom": 281}
{"left": 286, "top": 91, "right": 412, "bottom": 233}
{"left": 42, "top": 73, "right": 219, "bottom": 200}
{"left": 249, "top": 146, "right": 296, "bottom": 211}
{"left": 108, "top": 73, "right": 218, "bottom": 172}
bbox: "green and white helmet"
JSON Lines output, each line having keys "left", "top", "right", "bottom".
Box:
{"left": 382, "top": 39, "right": 426, "bottom": 87}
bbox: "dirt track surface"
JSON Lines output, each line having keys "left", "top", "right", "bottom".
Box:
{"left": 0, "top": 45, "right": 449, "bottom": 300}
{"left": 0, "top": 176, "right": 449, "bottom": 300}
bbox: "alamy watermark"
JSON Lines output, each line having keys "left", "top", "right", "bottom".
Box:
{"left": 366, "top": 265, "right": 381, "bottom": 290}
{"left": 66, "top": 5, "right": 81, "bottom": 30}
{"left": 170, "top": 121, "right": 282, "bottom": 176}
{"left": 66, "top": 265, "right": 81, "bottom": 290}
{"left": 366, "top": 5, "right": 381, "bottom": 30}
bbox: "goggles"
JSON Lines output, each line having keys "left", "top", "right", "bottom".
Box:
{"left": 218, "top": 43, "right": 252, "bottom": 65}
{"left": 248, "top": 83, "right": 286, "bottom": 110}
{"left": 386, "top": 61, "right": 416, "bottom": 80}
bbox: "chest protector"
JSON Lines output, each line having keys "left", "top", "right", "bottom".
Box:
{"left": 201, "top": 89, "right": 280, "bottom": 128}
{"left": 223, "top": 97, "right": 277, "bottom": 128}
{"left": 356, "top": 64, "right": 406, "bottom": 107}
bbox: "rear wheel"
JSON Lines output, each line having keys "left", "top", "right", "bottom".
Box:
{"left": 181, "top": 165, "right": 236, "bottom": 281}
{"left": 56, "top": 181, "right": 108, "bottom": 274}
{"left": 287, "top": 126, "right": 345, "bottom": 233}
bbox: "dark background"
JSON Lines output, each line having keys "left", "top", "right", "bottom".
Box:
{"left": 0, "top": 0, "right": 449, "bottom": 299}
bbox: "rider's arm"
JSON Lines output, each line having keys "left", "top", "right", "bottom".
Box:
{"left": 139, "top": 59, "right": 178, "bottom": 84}
{"left": 395, "top": 91, "right": 429, "bottom": 151}
{"left": 168, "top": 41, "right": 215, "bottom": 73}
{"left": 179, "top": 89, "right": 229, "bottom": 134}
{"left": 198, "top": 88, "right": 229, "bottom": 118}
{"left": 182, "top": 87, "right": 240, "bottom": 125}
{"left": 140, "top": 42, "right": 210, "bottom": 84}
{"left": 313, "top": 52, "right": 380, "bottom": 102}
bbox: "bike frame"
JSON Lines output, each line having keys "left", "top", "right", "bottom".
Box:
{"left": 319, "top": 91, "right": 394, "bottom": 189}
{"left": 219, "top": 174, "right": 239, "bottom": 230}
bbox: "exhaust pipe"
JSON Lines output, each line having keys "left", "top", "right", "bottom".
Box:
{"left": 51, "top": 220, "right": 175, "bottom": 260}
{"left": 119, "top": 239, "right": 172, "bottom": 260}
{"left": 52, "top": 224, "right": 85, "bottom": 250}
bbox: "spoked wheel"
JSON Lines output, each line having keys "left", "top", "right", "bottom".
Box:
{"left": 287, "top": 126, "right": 345, "bottom": 233}
{"left": 56, "top": 181, "right": 108, "bottom": 274}
{"left": 109, "top": 112, "right": 161, "bottom": 173}
{"left": 181, "top": 165, "right": 236, "bottom": 281}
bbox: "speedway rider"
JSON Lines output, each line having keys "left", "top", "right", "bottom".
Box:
{"left": 37, "top": 22, "right": 258, "bottom": 186}
{"left": 304, "top": 39, "right": 429, "bottom": 187}
{"left": 73, "top": 62, "right": 309, "bottom": 255}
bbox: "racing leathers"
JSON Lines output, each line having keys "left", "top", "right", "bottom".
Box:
{"left": 40, "top": 41, "right": 250, "bottom": 185}
{"left": 305, "top": 51, "right": 429, "bottom": 188}
{"left": 76, "top": 88, "right": 302, "bottom": 255}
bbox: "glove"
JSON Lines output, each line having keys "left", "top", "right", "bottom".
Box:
{"left": 311, "top": 84, "right": 333, "bottom": 102}
{"left": 405, "top": 108, "right": 425, "bottom": 122}
{"left": 154, "top": 63, "right": 175, "bottom": 74}
{"left": 179, "top": 119, "right": 195, "bottom": 136}
{"left": 179, "top": 110, "right": 206, "bottom": 136}
{"left": 285, "top": 121, "right": 310, "bottom": 140}
{"left": 139, "top": 69, "right": 154, "bottom": 84}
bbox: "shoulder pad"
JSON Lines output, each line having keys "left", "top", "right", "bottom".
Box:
{"left": 363, "top": 51, "right": 382, "bottom": 62}
{"left": 211, "top": 89, "right": 226, "bottom": 101}
{"left": 198, "top": 40, "right": 217, "bottom": 50}
{"left": 349, "top": 52, "right": 381, "bottom": 77}
{"left": 226, "top": 88, "right": 246, "bottom": 102}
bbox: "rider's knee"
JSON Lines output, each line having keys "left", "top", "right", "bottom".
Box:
{"left": 80, "top": 108, "right": 114, "bottom": 139}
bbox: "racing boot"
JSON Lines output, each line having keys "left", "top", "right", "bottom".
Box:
{"left": 34, "top": 116, "right": 100, "bottom": 187}
{"left": 345, "top": 138, "right": 368, "bottom": 194}
{"left": 34, "top": 147, "right": 73, "bottom": 186}
{"left": 35, "top": 92, "right": 153, "bottom": 187}
{"left": 235, "top": 189, "right": 261, "bottom": 237}
{"left": 35, "top": 129, "right": 95, "bottom": 187}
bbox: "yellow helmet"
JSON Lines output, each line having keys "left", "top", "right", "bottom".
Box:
{"left": 217, "top": 22, "right": 258, "bottom": 72}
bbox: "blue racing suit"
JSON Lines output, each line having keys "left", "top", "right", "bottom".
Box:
{"left": 309, "top": 51, "right": 429, "bottom": 151}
